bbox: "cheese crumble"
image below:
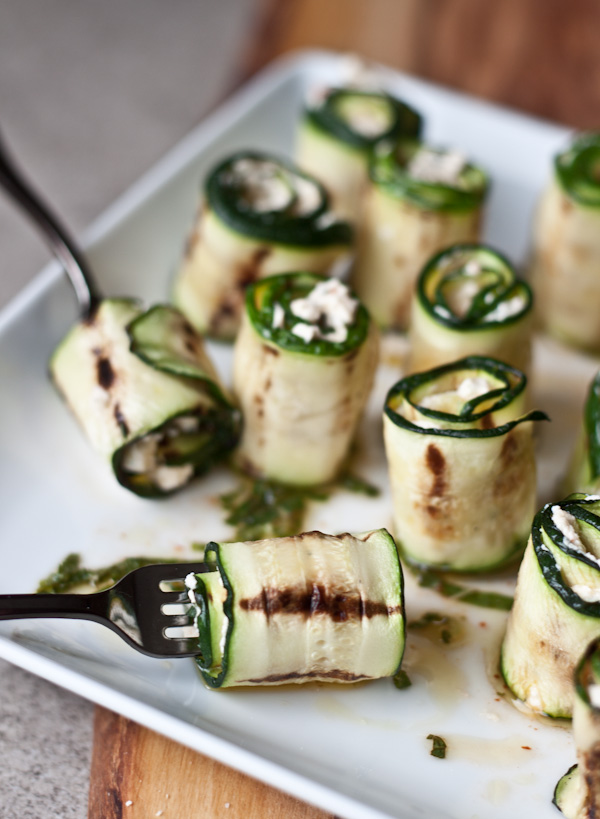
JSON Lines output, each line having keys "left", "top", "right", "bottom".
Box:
{"left": 407, "top": 148, "right": 467, "bottom": 186}
{"left": 551, "top": 505, "right": 600, "bottom": 567}
{"left": 289, "top": 279, "right": 358, "bottom": 344}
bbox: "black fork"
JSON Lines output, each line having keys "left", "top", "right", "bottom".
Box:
{"left": 0, "top": 563, "right": 210, "bottom": 658}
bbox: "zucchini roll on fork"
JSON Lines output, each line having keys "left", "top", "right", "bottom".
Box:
{"left": 50, "top": 300, "right": 239, "bottom": 497}
{"left": 554, "top": 638, "right": 600, "bottom": 818}
{"left": 233, "top": 272, "right": 378, "bottom": 486}
{"left": 383, "top": 357, "right": 546, "bottom": 572}
{"left": 502, "top": 496, "right": 600, "bottom": 718}
{"left": 352, "top": 139, "right": 489, "bottom": 330}
{"left": 409, "top": 244, "right": 533, "bottom": 374}
{"left": 187, "top": 528, "right": 405, "bottom": 688}
{"left": 531, "top": 133, "right": 600, "bottom": 352}
{"left": 296, "top": 87, "right": 422, "bottom": 219}
{"left": 173, "top": 151, "right": 353, "bottom": 340}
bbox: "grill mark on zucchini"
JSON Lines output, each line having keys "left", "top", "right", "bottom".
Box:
{"left": 209, "top": 300, "right": 236, "bottom": 335}
{"left": 236, "top": 246, "right": 271, "bottom": 289}
{"left": 426, "top": 444, "right": 446, "bottom": 497}
{"left": 239, "top": 584, "right": 400, "bottom": 621}
{"left": 96, "top": 356, "right": 115, "bottom": 389}
{"left": 239, "top": 669, "right": 372, "bottom": 684}
{"left": 113, "top": 403, "right": 129, "bottom": 436}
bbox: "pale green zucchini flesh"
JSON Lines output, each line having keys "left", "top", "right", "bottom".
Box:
{"left": 383, "top": 356, "right": 546, "bottom": 572}
{"left": 502, "top": 496, "right": 600, "bottom": 718}
{"left": 232, "top": 272, "right": 378, "bottom": 486}
{"left": 50, "top": 299, "right": 240, "bottom": 497}
{"left": 189, "top": 529, "right": 405, "bottom": 688}
{"left": 554, "top": 636, "right": 600, "bottom": 817}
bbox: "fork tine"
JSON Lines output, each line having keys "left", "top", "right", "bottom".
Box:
{"left": 162, "top": 614, "right": 195, "bottom": 628}
{"left": 156, "top": 590, "right": 193, "bottom": 606}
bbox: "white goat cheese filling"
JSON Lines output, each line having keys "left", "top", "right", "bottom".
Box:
{"left": 405, "top": 374, "right": 495, "bottom": 428}
{"left": 120, "top": 415, "right": 198, "bottom": 491}
{"left": 419, "top": 375, "right": 493, "bottom": 413}
{"left": 484, "top": 294, "right": 526, "bottom": 323}
{"left": 589, "top": 683, "right": 600, "bottom": 709}
{"left": 551, "top": 505, "right": 600, "bottom": 570}
{"left": 230, "top": 158, "right": 321, "bottom": 216}
{"left": 571, "top": 585, "right": 600, "bottom": 603}
{"left": 407, "top": 148, "right": 467, "bottom": 186}
{"left": 289, "top": 279, "right": 358, "bottom": 344}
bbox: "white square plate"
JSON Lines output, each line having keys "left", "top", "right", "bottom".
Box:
{"left": 0, "top": 50, "right": 596, "bottom": 819}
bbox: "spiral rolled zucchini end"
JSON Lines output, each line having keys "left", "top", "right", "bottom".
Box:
{"left": 502, "top": 496, "right": 600, "bottom": 718}
{"left": 383, "top": 356, "right": 545, "bottom": 572}
{"left": 50, "top": 299, "right": 239, "bottom": 497}
{"left": 173, "top": 151, "right": 354, "bottom": 340}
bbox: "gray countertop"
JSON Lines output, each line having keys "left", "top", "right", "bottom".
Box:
{"left": 0, "top": 1, "right": 254, "bottom": 815}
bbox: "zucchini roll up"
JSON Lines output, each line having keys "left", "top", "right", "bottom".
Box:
{"left": 352, "top": 139, "right": 489, "bottom": 330}
{"left": 502, "top": 496, "right": 600, "bottom": 718}
{"left": 383, "top": 357, "right": 545, "bottom": 572}
{"left": 531, "top": 133, "right": 600, "bottom": 352}
{"left": 187, "top": 528, "right": 405, "bottom": 688}
{"left": 565, "top": 372, "right": 600, "bottom": 496}
{"left": 173, "top": 151, "right": 353, "bottom": 340}
{"left": 233, "top": 272, "right": 378, "bottom": 486}
{"left": 296, "top": 87, "right": 422, "bottom": 219}
{"left": 554, "top": 638, "right": 600, "bottom": 819}
{"left": 409, "top": 244, "right": 533, "bottom": 374}
{"left": 50, "top": 300, "right": 239, "bottom": 497}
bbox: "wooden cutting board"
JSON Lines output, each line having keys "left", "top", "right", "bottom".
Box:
{"left": 87, "top": 0, "right": 600, "bottom": 816}
{"left": 88, "top": 708, "right": 334, "bottom": 818}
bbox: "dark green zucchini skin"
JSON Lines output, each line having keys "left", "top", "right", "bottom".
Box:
{"left": 205, "top": 151, "right": 353, "bottom": 247}
{"left": 501, "top": 496, "right": 600, "bottom": 718}
{"left": 369, "top": 139, "right": 489, "bottom": 212}
{"left": 383, "top": 355, "right": 545, "bottom": 572}
{"left": 304, "top": 88, "right": 423, "bottom": 152}
{"left": 351, "top": 138, "right": 488, "bottom": 330}
{"left": 530, "top": 134, "right": 600, "bottom": 353}
{"left": 554, "top": 637, "right": 600, "bottom": 818}
{"left": 415, "top": 244, "right": 532, "bottom": 330}
{"left": 233, "top": 272, "right": 378, "bottom": 486}
{"left": 50, "top": 300, "right": 240, "bottom": 498}
{"left": 585, "top": 373, "right": 600, "bottom": 482}
{"left": 384, "top": 355, "right": 546, "bottom": 440}
{"left": 245, "top": 271, "right": 369, "bottom": 357}
{"left": 555, "top": 133, "right": 600, "bottom": 207}
{"left": 409, "top": 244, "right": 533, "bottom": 374}
{"left": 191, "top": 529, "right": 406, "bottom": 689}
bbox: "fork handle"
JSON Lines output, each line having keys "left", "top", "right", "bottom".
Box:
{"left": 0, "top": 591, "right": 107, "bottom": 621}
{"left": 0, "top": 128, "right": 102, "bottom": 319}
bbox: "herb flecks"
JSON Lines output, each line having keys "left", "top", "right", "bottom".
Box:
{"left": 221, "top": 470, "right": 379, "bottom": 541}
{"left": 37, "top": 553, "right": 175, "bottom": 594}
{"left": 393, "top": 669, "right": 412, "bottom": 690}
{"left": 414, "top": 566, "right": 514, "bottom": 612}
{"left": 338, "top": 472, "right": 380, "bottom": 497}
{"left": 220, "top": 479, "right": 326, "bottom": 541}
{"left": 409, "top": 611, "right": 461, "bottom": 645}
{"left": 427, "top": 734, "right": 447, "bottom": 759}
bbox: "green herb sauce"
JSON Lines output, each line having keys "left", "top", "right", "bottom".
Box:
{"left": 37, "top": 553, "right": 176, "bottom": 594}
{"left": 220, "top": 470, "right": 380, "bottom": 542}
{"left": 414, "top": 566, "right": 514, "bottom": 612}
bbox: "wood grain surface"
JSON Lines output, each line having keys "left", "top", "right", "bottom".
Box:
{"left": 89, "top": 1, "right": 600, "bottom": 817}
{"left": 89, "top": 707, "right": 336, "bottom": 819}
{"left": 244, "top": 0, "right": 600, "bottom": 129}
